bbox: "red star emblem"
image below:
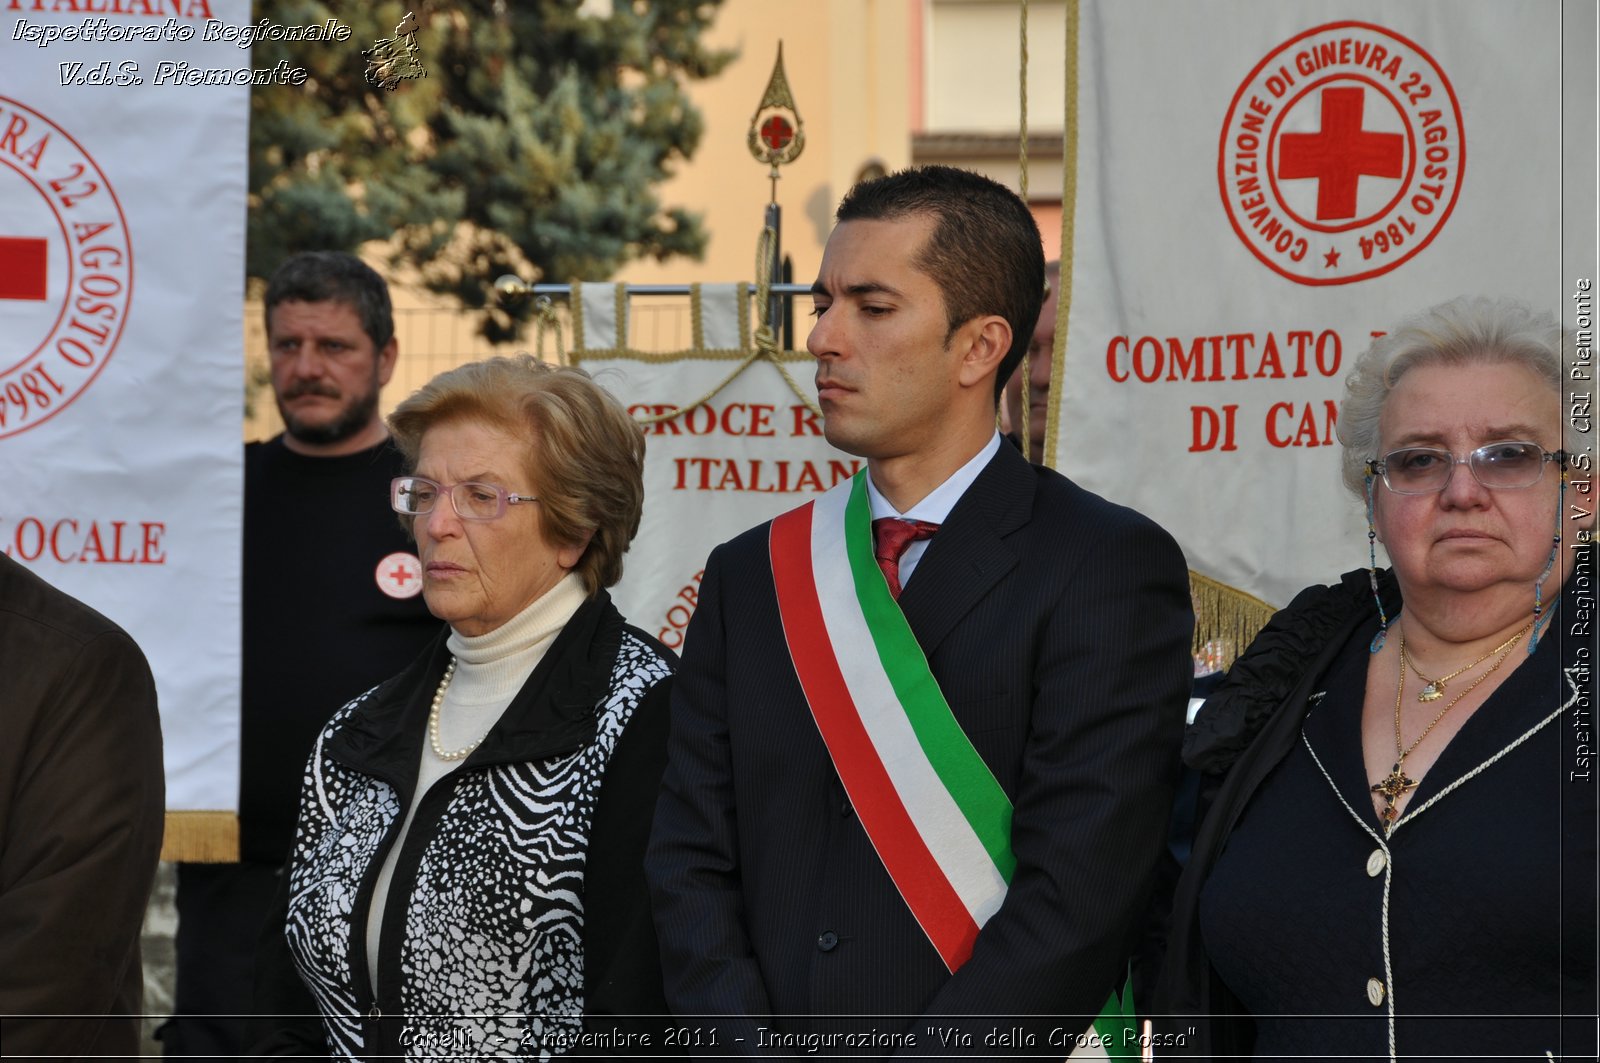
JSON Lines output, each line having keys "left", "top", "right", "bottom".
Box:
{"left": 1324, "top": 248, "right": 1341, "bottom": 269}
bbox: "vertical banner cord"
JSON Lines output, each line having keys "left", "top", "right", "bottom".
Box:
{"left": 532, "top": 297, "right": 567, "bottom": 365}
{"left": 1046, "top": 0, "right": 1079, "bottom": 471}
{"left": 690, "top": 281, "right": 705, "bottom": 351}
{"left": 1017, "top": 0, "right": 1033, "bottom": 461}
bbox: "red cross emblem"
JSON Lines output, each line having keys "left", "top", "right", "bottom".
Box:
{"left": 760, "top": 115, "right": 794, "bottom": 152}
{"left": 375, "top": 552, "right": 423, "bottom": 599}
{"left": 1278, "top": 87, "right": 1404, "bottom": 221}
{"left": 1218, "top": 22, "right": 1463, "bottom": 286}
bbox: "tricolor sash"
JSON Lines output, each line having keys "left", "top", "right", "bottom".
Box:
{"left": 771, "top": 473, "right": 1136, "bottom": 1057}
{"left": 770, "top": 473, "right": 1014, "bottom": 971}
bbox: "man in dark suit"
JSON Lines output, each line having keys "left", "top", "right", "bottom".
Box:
{"left": 647, "top": 166, "right": 1193, "bottom": 1052}
{"left": 0, "top": 553, "right": 164, "bottom": 1060}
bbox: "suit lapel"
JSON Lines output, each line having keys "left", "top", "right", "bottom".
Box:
{"left": 896, "top": 444, "right": 1034, "bottom": 656}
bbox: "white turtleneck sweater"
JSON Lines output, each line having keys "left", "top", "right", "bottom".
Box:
{"left": 364, "top": 571, "right": 587, "bottom": 991}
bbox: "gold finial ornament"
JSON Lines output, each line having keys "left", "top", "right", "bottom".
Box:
{"left": 494, "top": 274, "right": 533, "bottom": 299}
{"left": 747, "top": 42, "right": 805, "bottom": 200}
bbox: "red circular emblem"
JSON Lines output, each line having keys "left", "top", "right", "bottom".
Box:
{"left": 1217, "top": 22, "right": 1464, "bottom": 285}
{"left": 760, "top": 115, "right": 794, "bottom": 152}
{"left": 375, "top": 551, "right": 423, "bottom": 599}
{"left": 0, "top": 96, "right": 133, "bottom": 438}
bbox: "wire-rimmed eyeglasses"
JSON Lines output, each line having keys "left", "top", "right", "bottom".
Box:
{"left": 1366, "top": 441, "right": 1566, "bottom": 495}
{"left": 390, "top": 476, "right": 538, "bottom": 521}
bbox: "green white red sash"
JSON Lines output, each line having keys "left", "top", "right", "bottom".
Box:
{"left": 769, "top": 473, "right": 1015, "bottom": 971}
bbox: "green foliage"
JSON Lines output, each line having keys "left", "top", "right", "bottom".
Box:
{"left": 249, "top": 0, "right": 733, "bottom": 340}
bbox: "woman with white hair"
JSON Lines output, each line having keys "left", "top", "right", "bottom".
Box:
{"left": 1158, "top": 296, "right": 1596, "bottom": 1061}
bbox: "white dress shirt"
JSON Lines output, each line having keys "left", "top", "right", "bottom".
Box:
{"left": 862, "top": 432, "right": 1002, "bottom": 590}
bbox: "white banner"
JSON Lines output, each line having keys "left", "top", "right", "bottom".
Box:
{"left": 0, "top": 1, "right": 255, "bottom": 822}
{"left": 1054, "top": 0, "right": 1596, "bottom": 610}
{"left": 573, "top": 284, "right": 857, "bottom": 650}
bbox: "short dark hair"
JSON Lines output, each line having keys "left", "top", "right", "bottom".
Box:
{"left": 263, "top": 251, "right": 395, "bottom": 351}
{"left": 836, "top": 166, "right": 1045, "bottom": 400}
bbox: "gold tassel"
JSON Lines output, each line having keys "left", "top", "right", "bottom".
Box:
{"left": 1189, "top": 570, "right": 1277, "bottom": 675}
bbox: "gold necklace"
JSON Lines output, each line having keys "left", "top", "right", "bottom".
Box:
{"left": 427, "top": 657, "right": 485, "bottom": 761}
{"left": 1369, "top": 624, "right": 1529, "bottom": 832}
{"left": 1401, "top": 627, "right": 1527, "bottom": 702}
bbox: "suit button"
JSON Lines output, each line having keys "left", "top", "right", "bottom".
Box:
{"left": 840, "top": 799, "right": 853, "bottom": 817}
{"left": 817, "top": 931, "right": 839, "bottom": 952}
{"left": 1366, "top": 977, "right": 1385, "bottom": 1007}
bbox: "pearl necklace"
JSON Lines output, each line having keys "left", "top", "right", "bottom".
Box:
{"left": 426, "top": 657, "right": 487, "bottom": 761}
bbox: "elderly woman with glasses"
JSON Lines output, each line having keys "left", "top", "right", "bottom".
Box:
{"left": 257, "top": 356, "right": 677, "bottom": 1059}
{"left": 1158, "top": 297, "right": 1596, "bottom": 1061}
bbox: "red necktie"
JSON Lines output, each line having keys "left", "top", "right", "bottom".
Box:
{"left": 871, "top": 518, "right": 940, "bottom": 600}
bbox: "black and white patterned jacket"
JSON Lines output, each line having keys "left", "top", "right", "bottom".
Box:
{"left": 257, "top": 593, "right": 678, "bottom": 1061}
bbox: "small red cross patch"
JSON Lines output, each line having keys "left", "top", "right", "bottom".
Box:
{"left": 375, "top": 552, "right": 423, "bottom": 599}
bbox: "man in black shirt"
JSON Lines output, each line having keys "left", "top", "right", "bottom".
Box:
{"left": 164, "top": 253, "right": 439, "bottom": 1058}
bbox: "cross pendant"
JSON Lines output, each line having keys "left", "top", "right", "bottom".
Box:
{"left": 1371, "top": 763, "right": 1417, "bottom": 831}
{"left": 1370, "top": 764, "right": 1418, "bottom": 801}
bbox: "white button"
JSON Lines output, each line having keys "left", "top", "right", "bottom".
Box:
{"left": 1366, "top": 978, "right": 1385, "bottom": 1006}
{"left": 1367, "top": 849, "right": 1388, "bottom": 877}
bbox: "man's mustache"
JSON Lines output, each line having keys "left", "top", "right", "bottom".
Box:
{"left": 282, "top": 382, "right": 341, "bottom": 400}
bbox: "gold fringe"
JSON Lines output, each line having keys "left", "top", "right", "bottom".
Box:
{"left": 1189, "top": 570, "right": 1278, "bottom": 674}
{"left": 160, "top": 810, "right": 239, "bottom": 863}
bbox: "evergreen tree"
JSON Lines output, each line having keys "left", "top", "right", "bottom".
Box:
{"left": 249, "top": 0, "right": 732, "bottom": 339}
